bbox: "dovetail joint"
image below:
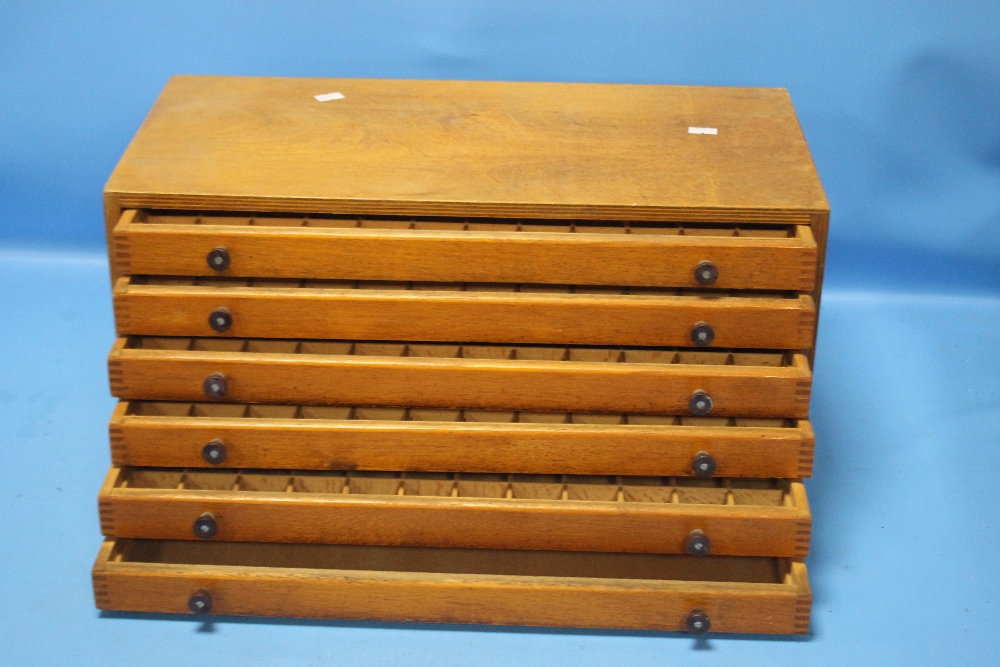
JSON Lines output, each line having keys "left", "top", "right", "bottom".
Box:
{"left": 794, "top": 522, "right": 812, "bottom": 556}
{"left": 108, "top": 361, "right": 127, "bottom": 394}
{"left": 793, "top": 597, "right": 812, "bottom": 633}
{"left": 795, "top": 380, "right": 812, "bottom": 402}
{"left": 98, "top": 500, "right": 115, "bottom": 535}
{"left": 113, "top": 242, "right": 133, "bottom": 273}
{"left": 109, "top": 427, "right": 127, "bottom": 465}
{"left": 92, "top": 572, "right": 111, "bottom": 608}
{"left": 113, "top": 303, "right": 132, "bottom": 333}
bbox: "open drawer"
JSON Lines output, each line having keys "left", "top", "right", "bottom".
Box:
{"left": 99, "top": 467, "right": 811, "bottom": 557}
{"left": 110, "top": 400, "right": 815, "bottom": 478}
{"left": 108, "top": 337, "right": 812, "bottom": 418}
{"left": 112, "top": 210, "right": 818, "bottom": 292}
{"left": 93, "top": 538, "right": 811, "bottom": 634}
{"left": 113, "top": 276, "right": 816, "bottom": 349}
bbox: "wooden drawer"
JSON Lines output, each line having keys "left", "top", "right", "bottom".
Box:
{"left": 93, "top": 538, "right": 811, "bottom": 634}
{"left": 111, "top": 400, "right": 815, "bottom": 478}
{"left": 108, "top": 337, "right": 812, "bottom": 418}
{"left": 99, "top": 467, "right": 810, "bottom": 557}
{"left": 113, "top": 276, "right": 815, "bottom": 350}
{"left": 113, "top": 210, "right": 818, "bottom": 291}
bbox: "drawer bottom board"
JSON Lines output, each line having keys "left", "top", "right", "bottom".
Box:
{"left": 93, "top": 539, "right": 811, "bottom": 634}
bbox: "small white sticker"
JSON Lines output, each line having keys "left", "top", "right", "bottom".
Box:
{"left": 688, "top": 126, "right": 718, "bottom": 135}
{"left": 314, "top": 92, "right": 345, "bottom": 102}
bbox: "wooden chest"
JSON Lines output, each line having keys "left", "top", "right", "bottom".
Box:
{"left": 95, "top": 76, "right": 827, "bottom": 635}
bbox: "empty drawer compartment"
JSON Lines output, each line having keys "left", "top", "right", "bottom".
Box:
{"left": 93, "top": 538, "right": 811, "bottom": 634}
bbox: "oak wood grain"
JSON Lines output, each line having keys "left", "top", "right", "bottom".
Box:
{"left": 109, "top": 400, "right": 814, "bottom": 477}
{"left": 105, "top": 77, "right": 828, "bottom": 224}
{"left": 113, "top": 211, "right": 817, "bottom": 290}
{"left": 100, "top": 467, "right": 809, "bottom": 556}
{"left": 113, "top": 277, "right": 816, "bottom": 349}
{"left": 108, "top": 339, "right": 813, "bottom": 418}
{"left": 93, "top": 539, "right": 811, "bottom": 633}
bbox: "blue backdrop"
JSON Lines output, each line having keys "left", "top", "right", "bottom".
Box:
{"left": 3, "top": 1, "right": 999, "bottom": 294}
{"left": 1, "top": 3, "right": 999, "bottom": 666}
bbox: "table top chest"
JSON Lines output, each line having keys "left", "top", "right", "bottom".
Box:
{"left": 95, "top": 76, "right": 826, "bottom": 635}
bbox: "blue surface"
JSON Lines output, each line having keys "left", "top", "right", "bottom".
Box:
{"left": 2, "top": 2, "right": 1000, "bottom": 664}
{"left": 2, "top": 1, "right": 1000, "bottom": 288}
{"left": 1, "top": 252, "right": 998, "bottom": 664}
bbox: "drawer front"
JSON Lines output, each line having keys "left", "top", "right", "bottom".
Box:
{"left": 114, "top": 210, "right": 818, "bottom": 291}
{"left": 114, "top": 277, "right": 816, "bottom": 349}
{"left": 108, "top": 338, "right": 812, "bottom": 418}
{"left": 93, "top": 539, "right": 811, "bottom": 634}
{"left": 111, "top": 401, "right": 815, "bottom": 478}
{"left": 99, "top": 467, "right": 811, "bottom": 557}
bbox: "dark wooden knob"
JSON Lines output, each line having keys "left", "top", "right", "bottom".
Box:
{"left": 689, "top": 390, "right": 713, "bottom": 416}
{"left": 207, "top": 247, "right": 230, "bottom": 271}
{"left": 188, "top": 589, "right": 213, "bottom": 614}
{"left": 193, "top": 513, "right": 217, "bottom": 539}
{"left": 685, "top": 529, "right": 710, "bottom": 556}
{"left": 694, "top": 260, "right": 718, "bottom": 286}
{"left": 203, "top": 373, "right": 228, "bottom": 399}
{"left": 202, "top": 439, "right": 227, "bottom": 465}
{"left": 686, "top": 609, "right": 711, "bottom": 634}
{"left": 209, "top": 307, "right": 233, "bottom": 332}
{"left": 690, "top": 322, "right": 714, "bottom": 347}
{"left": 692, "top": 451, "right": 716, "bottom": 477}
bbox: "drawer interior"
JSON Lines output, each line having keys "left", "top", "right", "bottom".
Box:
{"left": 131, "top": 275, "right": 801, "bottom": 299}
{"left": 125, "top": 399, "right": 797, "bottom": 427}
{"left": 124, "top": 335, "right": 797, "bottom": 366}
{"left": 115, "top": 467, "right": 794, "bottom": 506}
{"left": 111, "top": 538, "right": 792, "bottom": 583}
{"left": 138, "top": 210, "right": 802, "bottom": 239}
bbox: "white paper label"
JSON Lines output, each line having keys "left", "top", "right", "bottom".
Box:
{"left": 688, "top": 126, "right": 718, "bottom": 135}
{"left": 314, "top": 92, "right": 345, "bottom": 102}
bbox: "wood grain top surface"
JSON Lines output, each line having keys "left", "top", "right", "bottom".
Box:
{"left": 106, "top": 76, "right": 827, "bottom": 220}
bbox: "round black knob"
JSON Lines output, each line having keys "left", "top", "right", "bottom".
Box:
{"left": 686, "top": 609, "right": 711, "bottom": 634}
{"left": 203, "top": 373, "right": 228, "bottom": 399}
{"left": 690, "top": 322, "right": 715, "bottom": 347}
{"left": 188, "top": 589, "right": 213, "bottom": 614}
{"left": 694, "top": 261, "right": 718, "bottom": 286}
{"left": 208, "top": 307, "right": 233, "bottom": 333}
{"left": 689, "top": 390, "right": 713, "bottom": 416}
{"left": 193, "top": 512, "right": 217, "bottom": 539}
{"left": 692, "top": 451, "right": 716, "bottom": 477}
{"left": 207, "top": 247, "right": 230, "bottom": 271}
{"left": 685, "top": 529, "right": 711, "bottom": 556}
{"left": 202, "top": 439, "right": 227, "bottom": 465}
